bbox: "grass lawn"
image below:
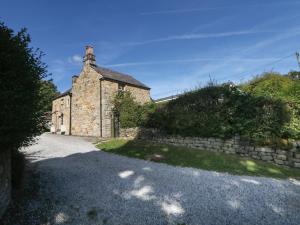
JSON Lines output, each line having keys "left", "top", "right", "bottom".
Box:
{"left": 96, "top": 139, "right": 300, "bottom": 179}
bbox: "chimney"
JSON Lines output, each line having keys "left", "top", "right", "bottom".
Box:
{"left": 83, "top": 45, "right": 96, "bottom": 65}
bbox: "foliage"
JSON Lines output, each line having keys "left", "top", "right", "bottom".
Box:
{"left": 146, "top": 83, "right": 290, "bottom": 146}
{"left": 97, "top": 139, "right": 300, "bottom": 179}
{"left": 240, "top": 72, "right": 300, "bottom": 140}
{"left": 39, "top": 79, "right": 59, "bottom": 112}
{"left": 0, "top": 21, "right": 48, "bottom": 152}
{"left": 113, "top": 91, "right": 156, "bottom": 128}
{"left": 113, "top": 72, "right": 299, "bottom": 146}
{"left": 287, "top": 70, "right": 300, "bottom": 80}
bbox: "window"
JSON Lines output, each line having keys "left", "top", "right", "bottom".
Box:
{"left": 60, "top": 113, "right": 64, "bottom": 125}
{"left": 118, "top": 83, "right": 125, "bottom": 92}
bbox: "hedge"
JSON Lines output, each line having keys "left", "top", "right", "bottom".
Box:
{"left": 113, "top": 72, "right": 300, "bottom": 147}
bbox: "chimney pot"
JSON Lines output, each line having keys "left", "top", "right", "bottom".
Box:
{"left": 85, "top": 45, "right": 94, "bottom": 55}
{"left": 83, "top": 45, "right": 96, "bottom": 65}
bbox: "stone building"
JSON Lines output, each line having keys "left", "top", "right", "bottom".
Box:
{"left": 51, "top": 46, "right": 151, "bottom": 137}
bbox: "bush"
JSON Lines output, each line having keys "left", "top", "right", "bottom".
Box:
{"left": 0, "top": 21, "right": 47, "bottom": 152}
{"left": 240, "top": 72, "right": 300, "bottom": 140}
{"left": 114, "top": 72, "right": 299, "bottom": 148}
{"left": 113, "top": 91, "right": 156, "bottom": 128}
{"left": 146, "top": 83, "right": 290, "bottom": 144}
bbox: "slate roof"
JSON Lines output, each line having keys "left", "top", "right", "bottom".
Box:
{"left": 154, "top": 94, "right": 180, "bottom": 103}
{"left": 91, "top": 64, "right": 150, "bottom": 90}
{"left": 53, "top": 64, "right": 150, "bottom": 101}
{"left": 53, "top": 88, "right": 71, "bottom": 100}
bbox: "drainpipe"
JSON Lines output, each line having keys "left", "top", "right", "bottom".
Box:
{"left": 99, "top": 78, "right": 103, "bottom": 137}
{"left": 69, "top": 94, "right": 72, "bottom": 135}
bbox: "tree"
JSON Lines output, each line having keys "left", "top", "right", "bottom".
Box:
{"left": 113, "top": 91, "right": 141, "bottom": 128}
{"left": 39, "top": 79, "right": 59, "bottom": 112}
{"left": 240, "top": 72, "right": 300, "bottom": 139}
{"left": 113, "top": 91, "right": 156, "bottom": 128}
{"left": 0, "top": 21, "right": 48, "bottom": 152}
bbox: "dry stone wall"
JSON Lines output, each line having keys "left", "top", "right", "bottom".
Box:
{"left": 0, "top": 150, "right": 11, "bottom": 218}
{"left": 120, "top": 128, "right": 300, "bottom": 168}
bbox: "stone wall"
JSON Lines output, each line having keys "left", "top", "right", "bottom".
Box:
{"left": 51, "top": 95, "right": 71, "bottom": 135}
{"left": 120, "top": 128, "right": 300, "bottom": 168}
{"left": 100, "top": 81, "right": 151, "bottom": 138}
{"left": 0, "top": 150, "right": 11, "bottom": 218}
{"left": 101, "top": 79, "right": 118, "bottom": 138}
{"left": 125, "top": 85, "right": 151, "bottom": 104}
{"left": 71, "top": 66, "right": 101, "bottom": 136}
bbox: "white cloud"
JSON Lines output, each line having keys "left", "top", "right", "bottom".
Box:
{"left": 68, "top": 54, "right": 82, "bottom": 64}
{"left": 140, "top": 2, "right": 300, "bottom": 15}
{"left": 127, "top": 30, "right": 268, "bottom": 46}
{"left": 105, "top": 57, "right": 282, "bottom": 68}
{"left": 147, "top": 27, "right": 300, "bottom": 99}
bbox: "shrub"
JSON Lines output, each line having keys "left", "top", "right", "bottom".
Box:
{"left": 0, "top": 21, "right": 47, "bottom": 152}
{"left": 146, "top": 83, "right": 290, "bottom": 144}
{"left": 113, "top": 72, "right": 299, "bottom": 148}
{"left": 113, "top": 91, "right": 156, "bottom": 128}
{"left": 240, "top": 72, "right": 300, "bottom": 140}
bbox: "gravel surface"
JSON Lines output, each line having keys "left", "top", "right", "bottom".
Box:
{"left": 5, "top": 133, "right": 300, "bottom": 225}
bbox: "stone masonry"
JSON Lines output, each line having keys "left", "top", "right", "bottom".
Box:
{"left": 51, "top": 94, "right": 71, "bottom": 135}
{"left": 71, "top": 65, "right": 101, "bottom": 136}
{"left": 0, "top": 150, "right": 11, "bottom": 218}
{"left": 120, "top": 127, "right": 300, "bottom": 168}
{"left": 51, "top": 46, "right": 151, "bottom": 138}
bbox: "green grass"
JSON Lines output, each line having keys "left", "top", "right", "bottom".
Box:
{"left": 97, "top": 139, "right": 300, "bottom": 179}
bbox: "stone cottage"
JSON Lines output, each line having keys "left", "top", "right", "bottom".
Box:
{"left": 51, "top": 46, "right": 151, "bottom": 138}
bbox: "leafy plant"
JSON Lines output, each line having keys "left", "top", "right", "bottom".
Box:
{"left": 0, "top": 21, "right": 48, "bottom": 152}
{"left": 113, "top": 91, "right": 156, "bottom": 128}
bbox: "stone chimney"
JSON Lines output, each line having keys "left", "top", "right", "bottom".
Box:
{"left": 83, "top": 45, "right": 96, "bottom": 65}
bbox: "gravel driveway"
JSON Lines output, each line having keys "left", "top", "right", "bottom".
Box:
{"left": 5, "top": 133, "right": 300, "bottom": 225}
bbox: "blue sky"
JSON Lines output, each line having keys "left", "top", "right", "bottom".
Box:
{"left": 1, "top": 0, "right": 300, "bottom": 99}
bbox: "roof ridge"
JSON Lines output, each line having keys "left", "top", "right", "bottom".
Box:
{"left": 93, "top": 64, "right": 132, "bottom": 77}
{"left": 91, "top": 64, "right": 150, "bottom": 90}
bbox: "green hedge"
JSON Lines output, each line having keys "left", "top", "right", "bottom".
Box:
{"left": 113, "top": 72, "right": 300, "bottom": 147}
{"left": 0, "top": 22, "right": 47, "bottom": 152}
{"left": 147, "top": 83, "right": 290, "bottom": 142}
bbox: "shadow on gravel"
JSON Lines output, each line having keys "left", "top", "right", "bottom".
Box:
{"left": 2, "top": 150, "right": 300, "bottom": 225}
